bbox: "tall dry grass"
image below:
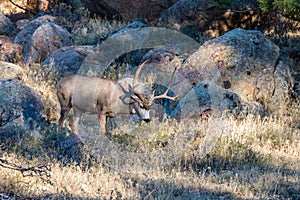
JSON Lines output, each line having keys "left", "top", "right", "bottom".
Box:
{"left": 1, "top": 100, "right": 299, "bottom": 199}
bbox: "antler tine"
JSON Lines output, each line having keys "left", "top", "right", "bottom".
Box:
{"left": 151, "top": 65, "right": 179, "bottom": 102}
{"left": 133, "top": 59, "right": 150, "bottom": 93}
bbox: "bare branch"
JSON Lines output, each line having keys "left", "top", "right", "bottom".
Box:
{"left": 0, "top": 158, "right": 51, "bottom": 184}
{"left": 8, "top": 0, "right": 37, "bottom": 15}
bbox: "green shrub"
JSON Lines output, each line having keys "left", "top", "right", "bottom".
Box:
{"left": 258, "top": 0, "right": 300, "bottom": 21}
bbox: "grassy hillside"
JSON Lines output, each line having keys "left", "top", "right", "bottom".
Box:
{"left": 1, "top": 97, "right": 299, "bottom": 199}
{"left": 0, "top": 1, "right": 299, "bottom": 199}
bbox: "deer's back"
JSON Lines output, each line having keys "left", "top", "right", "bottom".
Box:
{"left": 57, "top": 74, "right": 118, "bottom": 113}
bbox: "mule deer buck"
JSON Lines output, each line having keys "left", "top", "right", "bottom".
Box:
{"left": 56, "top": 60, "right": 178, "bottom": 134}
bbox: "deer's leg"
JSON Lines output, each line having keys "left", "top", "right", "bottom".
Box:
{"left": 69, "top": 108, "right": 81, "bottom": 135}
{"left": 96, "top": 104, "right": 107, "bottom": 134}
{"left": 96, "top": 110, "right": 107, "bottom": 134}
{"left": 98, "top": 114, "right": 107, "bottom": 134}
{"left": 58, "top": 106, "right": 71, "bottom": 132}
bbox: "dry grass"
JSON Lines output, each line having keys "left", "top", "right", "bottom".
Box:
{"left": 1, "top": 99, "right": 299, "bottom": 199}
{"left": 0, "top": 0, "right": 27, "bottom": 16}
{"left": 1, "top": 4, "right": 300, "bottom": 197}
{"left": 1, "top": 58, "right": 299, "bottom": 199}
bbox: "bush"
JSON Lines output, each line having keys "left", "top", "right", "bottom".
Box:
{"left": 258, "top": 0, "right": 300, "bottom": 21}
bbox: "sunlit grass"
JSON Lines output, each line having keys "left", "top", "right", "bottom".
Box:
{"left": 1, "top": 100, "right": 299, "bottom": 199}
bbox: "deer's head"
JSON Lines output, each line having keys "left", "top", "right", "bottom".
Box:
{"left": 128, "top": 60, "right": 179, "bottom": 122}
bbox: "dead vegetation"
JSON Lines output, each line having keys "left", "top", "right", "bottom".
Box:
{"left": 0, "top": 98, "right": 299, "bottom": 199}
{"left": 0, "top": 1, "right": 300, "bottom": 199}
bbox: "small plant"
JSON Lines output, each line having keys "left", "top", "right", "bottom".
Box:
{"left": 258, "top": 0, "right": 300, "bottom": 21}
{"left": 51, "top": 3, "right": 127, "bottom": 45}
{"left": 71, "top": 16, "right": 126, "bottom": 45}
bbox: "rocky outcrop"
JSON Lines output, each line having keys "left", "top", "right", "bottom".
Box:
{"left": 171, "top": 81, "right": 242, "bottom": 119}
{"left": 24, "top": 22, "right": 73, "bottom": 64}
{"left": 158, "top": 0, "right": 216, "bottom": 29}
{"left": 41, "top": 46, "right": 94, "bottom": 76}
{"left": 158, "top": 0, "right": 260, "bottom": 37}
{"left": 77, "top": 0, "right": 178, "bottom": 23}
{"left": 16, "top": 19, "right": 30, "bottom": 31}
{"left": 0, "top": 36, "right": 24, "bottom": 64}
{"left": 111, "top": 21, "right": 149, "bottom": 38}
{"left": 0, "top": 61, "right": 24, "bottom": 79}
{"left": 180, "top": 28, "right": 293, "bottom": 113}
{"left": 271, "top": 61, "right": 294, "bottom": 111}
{"left": 138, "top": 47, "right": 195, "bottom": 97}
{"left": 14, "top": 15, "right": 56, "bottom": 45}
{"left": 0, "top": 79, "right": 44, "bottom": 131}
{"left": 0, "top": 12, "right": 13, "bottom": 35}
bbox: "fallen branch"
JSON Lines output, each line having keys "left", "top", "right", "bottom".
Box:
{"left": 0, "top": 158, "right": 51, "bottom": 184}
{"left": 8, "top": 0, "right": 37, "bottom": 15}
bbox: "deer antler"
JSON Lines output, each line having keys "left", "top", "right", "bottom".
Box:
{"left": 149, "top": 64, "right": 179, "bottom": 104}
{"left": 132, "top": 59, "right": 179, "bottom": 106}
{"left": 133, "top": 59, "right": 150, "bottom": 93}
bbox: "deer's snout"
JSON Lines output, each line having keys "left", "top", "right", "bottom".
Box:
{"left": 140, "top": 109, "right": 150, "bottom": 123}
{"left": 143, "top": 118, "right": 151, "bottom": 123}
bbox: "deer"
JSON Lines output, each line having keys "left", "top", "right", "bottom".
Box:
{"left": 56, "top": 60, "right": 178, "bottom": 134}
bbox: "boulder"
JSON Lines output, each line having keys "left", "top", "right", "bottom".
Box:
{"left": 182, "top": 28, "right": 293, "bottom": 112}
{"left": 271, "top": 61, "right": 294, "bottom": 111}
{"left": 109, "top": 22, "right": 149, "bottom": 66}
{"left": 171, "top": 81, "right": 242, "bottom": 119}
{"left": 0, "top": 12, "right": 13, "bottom": 35}
{"left": 111, "top": 21, "right": 149, "bottom": 37}
{"left": 16, "top": 19, "right": 30, "bottom": 31}
{"left": 138, "top": 47, "right": 194, "bottom": 97}
{"left": 79, "top": 24, "right": 199, "bottom": 76}
{"left": 80, "top": 0, "right": 178, "bottom": 23}
{"left": 41, "top": 46, "right": 94, "bottom": 76}
{"left": 158, "top": 0, "right": 216, "bottom": 29}
{"left": 158, "top": 0, "right": 260, "bottom": 37}
{"left": 24, "top": 22, "right": 73, "bottom": 64}
{"left": 171, "top": 80, "right": 267, "bottom": 119}
{"left": 0, "top": 61, "right": 24, "bottom": 79}
{"left": 14, "top": 15, "right": 56, "bottom": 45}
{"left": 0, "top": 35, "right": 24, "bottom": 64}
{"left": 0, "top": 79, "right": 44, "bottom": 131}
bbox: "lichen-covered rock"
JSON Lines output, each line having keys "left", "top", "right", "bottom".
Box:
{"left": 171, "top": 81, "right": 242, "bottom": 119}
{"left": 271, "top": 61, "right": 294, "bottom": 111}
{"left": 139, "top": 48, "right": 189, "bottom": 95}
{"left": 183, "top": 28, "right": 292, "bottom": 111}
{"left": 14, "top": 15, "right": 56, "bottom": 45}
{"left": 41, "top": 46, "right": 94, "bottom": 76}
{"left": 0, "top": 79, "right": 44, "bottom": 131}
{"left": 0, "top": 35, "right": 24, "bottom": 64}
{"left": 0, "top": 61, "right": 24, "bottom": 79}
{"left": 16, "top": 19, "right": 30, "bottom": 31}
{"left": 24, "top": 22, "right": 73, "bottom": 64}
{"left": 80, "top": 25, "right": 198, "bottom": 75}
{"left": 0, "top": 12, "right": 13, "bottom": 35}
{"left": 106, "top": 22, "right": 149, "bottom": 66}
